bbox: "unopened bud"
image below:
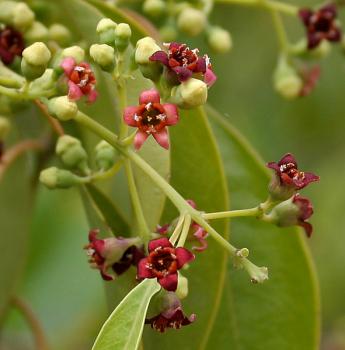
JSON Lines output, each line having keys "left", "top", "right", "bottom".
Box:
{"left": 0, "top": 2, "right": 17, "bottom": 24}
{"left": 143, "top": 0, "right": 165, "bottom": 17}
{"left": 175, "top": 274, "right": 189, "bottom": 300}
{"left": 90, "top": 44, "right": 115, "bottom": 72}
{"left": 114, "top": 23, "right": 131, "bottom": 52}
{"left": 177, "top": 7, "right": 206, "bottom": 37}
{"left": 207, "top": 27, "right": 232, "bottom": 54}
{"left": 290, "top": 38, "right": 330, "bottom": 59}
{"left": 61, "top": 46, "right": 85, "bottom": 63}
{"left": 0, "top": 117, "right": 11, "bottom": 139}
{"left": 13, "top": 3, "right": 35, "bottom": 30}
{"left": 56, "top": 135, "right": 89, "bottom": 172}
{"left": 48, "top": 96, "right": 78, "bottom": 121}
{"left": 24, "top": 21, "right": 49, "bottom": 43}
{"left": 171, "top": 78, "right": 208, "bottom": 109}
{"left": 96, "top": 18, "right": 117, "bottom": 45}
{"left": 49, "top": 24, "right": 71, "bottom": 46}
{"left": 29, "top": 69, "right": 57, "bottom": 95}
{"left": 273, "top": 56, "right": 302, "bottom": 100}
{"left": 21, "top": 42, "right": 51, "bottom": 80}
{"left": 95, "top": 140, "right": 117, "bottom": 170}
{"left": 39, "top": 167, "right": 83, "bottom": 189}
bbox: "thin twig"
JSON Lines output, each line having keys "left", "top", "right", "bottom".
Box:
{"left": 35, "top": 99, "right": 65, "bottom": 136}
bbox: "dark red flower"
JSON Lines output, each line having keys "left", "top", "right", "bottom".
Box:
{"left": 84, "top": 229, "right": 141, "bottom": 280}
{"left": 61, "top": 57, "right": 98, "bottom": 103}
{"left": 124, "top": 89, "right": 179, "bottom": 150}
{"left": 150, "top": 42, "right": 216, "bottom": 87}
{"left": 0, "top": 26, "right": 24, "bottom": 65}
{"left": 293, "top": 194, "right": 314, "bottom": 237}
{"left": 137, "top": 237, "right": 194, "bottom": 291}
{"left": 267, "top": 153, "right": 319, "bottom": 190}
{"left": 146, "top": 304, "right": 196, "bottom": 333}
{"left": 299, "top": 4, "right": 341, "bottom": 49}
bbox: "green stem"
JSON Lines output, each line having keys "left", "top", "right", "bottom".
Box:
{"left": 89, "top": 160, "right": 123, "bottom": 182}
{"left": 270, "top": 7, "right": 290, "bottom": 53}
{"left": 124, "top": 159, "right": 150, "bottom": 242}
{"left": 118, "top": 82, "right": 128, "bottom": 139}
{"left": 203, "top": 206, "right": 260, "bottom": 220}
{"left": 177, "top": 214, "right": 191, "bottom": 247}
{"left": 170, "top": 215, "right": 185, "bottom": 245}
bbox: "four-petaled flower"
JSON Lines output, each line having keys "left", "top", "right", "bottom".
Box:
{"left": 267, "top": 153, "right": 319, "bottom": 190}
{"left": 293, "top": 194, "right": 314, "bottom": 237}
{"left": 145, "top": 295, "right": 196, "bottom": 333}
{"left": 137, "top": 237, "right": 195, "bottom": 291}
{"left": 0, "top": 26, "right": 24, "bottom": 65}
{"left": 299, "top": 4, "right": 341, "bottom": 49}
{"left": 150, "top": 42, "right": 216, "bottom": 87}
{"left": 84, "top": 229, "right": 142, "bottom": 281}
{"left": 61, "top": 57, "right": 98, "bottom": 103}
{"left": 124, "top": 89, "right": 179, "bottom": 150}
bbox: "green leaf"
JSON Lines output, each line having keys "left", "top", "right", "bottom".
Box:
{"left": 205, "top": 105, "right": 320, "bottom": 350}
{"left": 143, "top": 107, "right": 230, "bottom": 348}
{"left": 92, "top": 279, "right": 161, "bottom": 350}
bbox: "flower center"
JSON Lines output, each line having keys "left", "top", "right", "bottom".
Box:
{"left": 313, "top": 15, "right": 332, "bottom": 33}
{"left": 70, "top": 64, "right": 96, "bottom": 93}
{"left": 280, "top": 163, "right": 305, "bottom": 181}
{"left": 147, "top": 246, "right": 177, "bottom": 277}
{"left": 169, "top": 45, "right": 198, "bottom": 68}
{"left": 135, "top": 103, "right": 167, "bottom": 133}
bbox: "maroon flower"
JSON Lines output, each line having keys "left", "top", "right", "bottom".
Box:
{"left": 150, "top": 42, "right": 216, "bottom": 87}
{"left": 84, "top": 229, "right": 141, "bottom": 280}
{"left": 123, "top": 89, "right": 179, "bottom": 150}
{"left": 137, "top": 237, "right": 194, "bottom": 291}
{"left": 293, "top": 194, "right": 314, "bottom": 237}
{"left": 0, "top": 26, "right": 24, "bottom": 65}
{"left": 61, "top": 57, "right": 98, "bottom": 103}
{"left": 299, "top": 4, "right": 341, "bottom": 49}
{"left": 267, "top": 153, "right": 319, "bottom": 190}
{"left": 146, "top": 297, "right": 196, "bottom": 333}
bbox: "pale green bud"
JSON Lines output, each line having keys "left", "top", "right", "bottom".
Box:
{"left": 175, "top": 274, "right": 188, "bottom": 300}
{"left": 61, "top": 46, "right": 85, "bottom": 63}
{"left": 207, "top": 27, "right": 232, "bottom": 54}
{"left": 143, "top": 0, "right": 165, "bottom": 17}
{"left": 95, "top": 140, "right": 117, "bottom": 170}
{"left": 0, "top": 117, "right": 11, "bottom": 139}
{"left": 171, "top": 78, "right": 208, "bottom": 109}
{"left": 310, "top": 40, "right": 331, "bottom": 59}
{"left": 267, "top": 197, "right": 300, "bottom": 227}
{"left": 177, "top": 7, "right": 206, "bottom": 37}
{"left": 273, "top": 57, "right": 302, "bottom": 100}
{"left": 0, "top": 1, "right": 17, "bottom": 24}
{"left": 29, "top": 69, "right": 57, "bottom": 95}
{"left": 114, "top": 23, "right": 132, "bottom": 51}
{"left": 24, "top": 21, "right": 49, "bottom": 43}
{"left": 13, "top": 3, "right": 35, "bottom": 30}
{"left": 39, "top": 167, "right": 83, "bottom": 189}
{"left": 49, "top": 24, "right": 71, "bottom": 46}
{"left": 90, "top": 44, "right": 115, "bottom": 72}
{"left": 56, "top": 135, "right": 89, "bottom": 171}
{"left": 96, "top": 18, "right": 117, "bottom": 45}
{"left": 48, "top": 96, "right": 78, "bottom": 121}
{"left": 290, "top": 38, "right": 330, "bottom": 59}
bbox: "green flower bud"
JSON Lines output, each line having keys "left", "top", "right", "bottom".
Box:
{"left": 0, "top": 117, "right": 11, "bottom": 140}
{"left": 95, "top": 140, "right": 117, "bottom": 170}
{"left": 29, "top": 69, "right": 57, "bottom": 95}
{"left": 21, "top": 42, "right": 51, "bottom": 80}
{"left": 48, "top": 96, "right": 78, "bottom": 121}
{"left": 159, "top": 25, "right": 177, "bottom": 42}
{"left": 49, "top": 24, "right": 71, "bottom": 46}
{"left": 273, "top": 56, "right": 302, "bottom": 100}
{"left": 24, "top": 21, "right": 49, "bottom": 43}
{"left": 177, "top": 7, "right": 206, "bottom": 37}
{"left": 135, "top": 37, "right": 162, "bottom": 81}
{"left": 61, "top": 46, "right": 85, "bottom": 63}
{"left": 143, "top": 0, "right": 165, "bottom": 17}
{"left": 175, "top": 274, "right": 188, "bottom": 300}
{"left": 114, "top": 23, "right": 132, "bottom": 52}
{"left": 13, "top": 3, "right": 35, "bottom": 31}
{"left": 96, "top": 18, "right": 117, "bottom": 45}
{"left": 0, "top": 1, "right": 17, "bottom": 24}
{"left": 290, "top": 38, "right": 330, "bottom": 59}
{"left": 207, "top": 27, "right": 232, "bottom": 54}
{"left": 90, "top": 44, "right": 115, "bottom": 72}
{"left": 171, "top": 78, "right": 208, "bottom": 109}
{"left": 56, "top": 135, "right": 89, "bottom": 172}
{"left": 39, "top": 167, "right": 83, "bottom": 189}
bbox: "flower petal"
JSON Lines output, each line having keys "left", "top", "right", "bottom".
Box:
{"left": 150, "top": 51, "right": 169, "bottom": 66}
{"left": 152, "top": 128, "right": 170, "bottom": 149}
{"left": 134, "top": 130, "right": 149, "bottom": 150}
{"left": 299, "top": 221, "right": 313, "bottom": 238}
{"left": 162, "top": 104, "right": 179, "bottom": 125}
{"left": 124, "top": 106, "right": 139, "bottom": 126}
{"left": 195, "top": 57, "right": 207, "bottom": 73}
{"left": 298, "top": 8, "right": 313, "bottom": 25}
{"left": 175, "top": 247, "right": 195, "bottom": 269}
{"left": 303, "top": 172, "right": 320, "bottom": 185}
{"left": 204, "top": 68, "right": 217, "bottom": 87}
{"left": 68, "top": 81, "right": 83, "bottom": 101}
{"left": 87, "top": 89, "right": 98, "bottom": 103}
{"left": 61, "top": 57, "right": 76, "bottom": 75}
{"left": 278, "top": 153, "right": 297, "bottom": 167}
{"left": 148, "top": 237, "right": 172, "bottom": 252}
{"left": 173, "top": 66, "right": 193, "bottom": 82}
{"left": 139, "top": 89, "right": 160, "bottom": 104}
{"left": 159, "top": 273, "right": 178, "bottom": 291}
{"left": 137, "top": 258, "right": 155, "bottom": 279}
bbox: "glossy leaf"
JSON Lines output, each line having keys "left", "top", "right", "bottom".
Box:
{"left": 92, "top": 279, "right": 161, "bottom": 350}
{"left": 205, "top": 105, "right": 320, "bottom": 350}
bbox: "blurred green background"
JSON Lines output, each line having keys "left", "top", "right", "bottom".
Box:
{"left": 1, "top": 0, "right": 345, "bottom": 349}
